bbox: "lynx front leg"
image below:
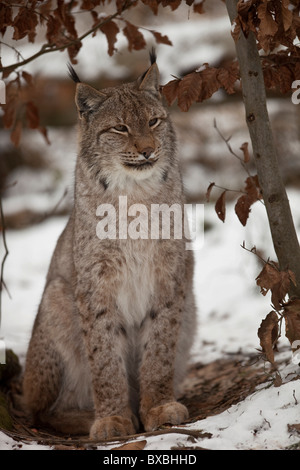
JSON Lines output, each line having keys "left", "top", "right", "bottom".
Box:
{"left": 75, "top": 278, "right": 136, "bottom": 440}
{"left": 139, "top": 297, "right": 189, "bottom": 432}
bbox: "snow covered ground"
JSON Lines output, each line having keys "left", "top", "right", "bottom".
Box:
{"left": 1, "top": 0, "right": 300, "bottom": 452}
{"left": 1, "top": 189, "right": 300, "bottom": 450}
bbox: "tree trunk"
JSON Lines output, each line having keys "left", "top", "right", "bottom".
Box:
{"left": 225, "top": 0, "right": 300, "bottom": 297}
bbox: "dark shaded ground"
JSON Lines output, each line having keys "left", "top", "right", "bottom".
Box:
{"left": 0, "top": 353, "right": 273, "bottom": 449}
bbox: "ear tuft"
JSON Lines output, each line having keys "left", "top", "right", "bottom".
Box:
{"left": 149, "top": 47, "right": 157, "bottom": 66}
{"left": 67, "top": 63, "right": 81, "bottom": 83}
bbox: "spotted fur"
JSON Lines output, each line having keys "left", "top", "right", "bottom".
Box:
{"left": 23, "top": 56, "right": 196, "bottom": 440}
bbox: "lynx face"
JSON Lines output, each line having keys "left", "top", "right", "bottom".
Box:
{"left": 74, "top": 64, "right": 176, "bottom": 186}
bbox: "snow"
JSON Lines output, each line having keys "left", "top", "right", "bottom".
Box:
{"left": 1, "top": 191, "right": 300, "bottom": 450}
{"left": 1, "top": 1, "right": 300, "bottom": 452}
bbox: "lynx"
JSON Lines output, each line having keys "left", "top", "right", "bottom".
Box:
{"left": 22, "top": 52, "right": 196, "bottom": 440}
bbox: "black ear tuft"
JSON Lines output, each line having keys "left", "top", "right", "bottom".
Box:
{"left": 149, "top": 47, "right": 157, "bottom": 65}
{"left": 67, "top": 63, "right": 81, "bottom": 83}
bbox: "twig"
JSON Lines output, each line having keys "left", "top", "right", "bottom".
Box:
{"left": 293, "top": 389, "right": 298, "bottom": 405}
{"left": 3, "top": 426, "right": 210, "bottom": 449}
{"left": 0, "top": 1, "right": 135, "bottom": 75}
{"left": 213, "top": 119, "right": 258, "bottom": 181}
{"left": 240, "top": 241, "right": 278, "bottom": 269}
{"left": 213, "top": 119, "right": 265, "bottom": 206}
{"left": 0, "top": 198, "right": 10, "bottom": 329}
{"left": 212, "top": 182, "right": 246, "bottom": 195}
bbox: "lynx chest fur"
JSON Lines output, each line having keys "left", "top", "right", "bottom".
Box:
{"left": 23, "top": 53, "right": 196, "bottom": 440}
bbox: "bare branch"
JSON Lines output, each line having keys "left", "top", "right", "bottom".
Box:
{"left": 0, "top": 1, "right": 135, "bottom": 76}
{"left": 0, "top": 198, "right": 10, "bottom": 329}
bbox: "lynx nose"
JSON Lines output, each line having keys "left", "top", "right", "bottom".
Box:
{"left": 141, "top": 147, "right": 154, "bottom": 159}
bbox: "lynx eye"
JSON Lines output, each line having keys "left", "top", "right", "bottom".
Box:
{"left": 114, "top": 124, "right": 128, "bottom": 133}
{"left": 149, "top": 118, "right": 160, "bottom": 128}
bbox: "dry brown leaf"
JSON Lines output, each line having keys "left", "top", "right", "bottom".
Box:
{"left": 12, "top": 7, "right": 38, "bottom": 42}
{"left": 100, "top": 20, "right": 120, "bottom": 56}
{"left": 111, "top": 440, "right": 147, "bottom": 451}
{"left": 217, "top": 62, "right": 239, "bottom": 94}
{"left": 0, "top": 3, "right": 13, "bottom": 36}
{"left": 193, "top": 2, "right": 205, "bottom": 14}
{"left": 26, "top": 101, "right": 39, "bottom": 129}
{"left": 141, "top": 0, "right": 159, "bottom": 15}
{"left": 162, "top": 0, "right": 181, "bottom": 11}
{"left": 281, "top": 2, "right": 293, "bottom": 32}
{"left": 257, "top": 4, "right": 278, "bottom": 38}
{"left": 235, "top": 194, "right": 252, "bottom": 227}
{"left": 256, "top": 263, "right": 280, "bottom": 296}
{"left": 150, "top": 30, "right": 172, "bottom": 46}
{"left": 206, "top": 182, "right": 215, "bottom": 202}
{"left": 123, "top": 22, "right": 146, "bottom": 51}
{"left": 256, "top": 264, "right": 295, "bottom": 310}
{"left": 162, "top": 79, "right": 180, "bottom": 106}
{"left": 240, "top": 142, "right": 250, "bottom": 163}
{"left": 215, "top": 190, "right": 226, "bottom": 222}
{"left": 46, "top": 15, "right": 62, "bottom": 44}
{"left": 235, "top": 175, "right": 261, "bottom": 226}
{"left": 257, "top": 310, "right": 279, "bottom": 366}
{"left": 177, "top": 72, "right": 202, "bottom": 112}
{"left": 283, "top": 299, "right": 300, "bottom": 348}
{"left": 197, "top": 66, "right": 221, "bottom": 102}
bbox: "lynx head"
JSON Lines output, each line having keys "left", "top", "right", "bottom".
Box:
{"left": 69, "top": 53, "right": 176, "bottom": 189}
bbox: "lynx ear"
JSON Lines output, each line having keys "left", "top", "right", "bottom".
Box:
{"left": 75, "top": 83, "right": 107, "bottom": 118}
{"left": 67, "top": 64, "right": 106, "bottom": 117}
{"left": 138, "top": 51, "right": 160, "bottom": 96}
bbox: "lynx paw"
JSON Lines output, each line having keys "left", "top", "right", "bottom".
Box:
{"left": 89, "top": 415, "right": 136, "bottom": 441}
{"left": 143, "top": 402, "right": 189, "bottom": 432}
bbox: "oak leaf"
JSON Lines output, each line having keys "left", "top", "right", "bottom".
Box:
{"left": 215, "top": 190, "right": 226, "bottom": 222}
{"left": 257, "top": 310, "right": 279, "bottom": 366}
{"left": 235, "top": 175, "right": 261, "bottom": 226}
{"left": 240, "top": 142, "right": 250, "bottom": 163}
{"left": 123, "top": 22, "right": 146, "bottom": 51}
{"left": 26, "top": 101, "right": 39, "bottom": 129}
{"left": 257, "top": 3, "right": 278, "bottom": 37}
{"left": 217, "top": 61, "right": 239, "bottom": 94}
{"left": 197, "top": 66, "right": 220, "bottom": 102}
{"left": 12, "top": 7, "right": 38, "bottom": 42}
{"left": 193, "top": 2, "right": 205, "bottom": 14}
{"left": 206, "top": 182, "right": 215, "bottom": 202}
{"left": 162, "top": 79, "right": 180, "bottom": 106}
{"left": 283, "top": 299, "right": 300, "bottom": 349}
{"left": 141, "top": 0, "right": 159, "bottom": 15}
{"left": 0, "top": 3, "right": 13, "bottom": 36}
{"left": 256, "top": 263, "right": 296, "bottom": 311}
{"left": 150, "top": 30, "right": 172, "bottom": 46}
{"left": 46, "top": 15, "right": 62, "bottom": 44}
{"left": 100, "top": 20, "right": 120, "bottom": 56}
{"left": 281, "top": 1, "right": 293, "bottom": 32}
{"left": 235, "top": 194, "right": 252, "bottom": 226}
{"left": 161, "top": 0, "right": 181, "bottom": 11}
{"left": 177, "top": 72, "right": 202, "bottom": 112}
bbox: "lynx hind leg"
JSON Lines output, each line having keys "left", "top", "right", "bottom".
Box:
{"left": 23, "top": 327, "right": 62, "bottom": 420}
{"left": 23, "top": 278, "right": 85, "bottom": 429}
